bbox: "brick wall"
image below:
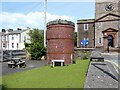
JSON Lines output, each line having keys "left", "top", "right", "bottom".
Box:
{"left": 77, "top": 22, "right": 95, "bottom": 48}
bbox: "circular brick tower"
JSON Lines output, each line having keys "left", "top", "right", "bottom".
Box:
{"left": 46, "top": 19, "right": 75, "bottom": 65}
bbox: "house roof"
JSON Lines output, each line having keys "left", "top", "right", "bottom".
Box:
{"left": 77, "top": 13, "right": 120, "bottom": 24}
{"left": 77, "top": 19, "right": 95, "bottom": 24}
{"left": 5, "top": 29, "right": 29, "bottom": 35}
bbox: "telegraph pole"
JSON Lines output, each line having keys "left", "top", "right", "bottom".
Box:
{"left": 44, "top": 0, "right": 47, "bottom": 47}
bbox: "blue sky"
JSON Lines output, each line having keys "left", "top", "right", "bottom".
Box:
{"left": 0, "top": 2, "right": 95, "bottom": 31}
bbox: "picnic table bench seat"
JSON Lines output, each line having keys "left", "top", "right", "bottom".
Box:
{"left": 8, "top": 62, "right": 16, "bottom": 68}
{"left": 16, "top": 61, "right": 26, "bottom": 68}
{"left": 52, "top": 60, "right": 64, "bottom": 67}
{"left": 7, "top": 58, "right": 26, "bottom": 68}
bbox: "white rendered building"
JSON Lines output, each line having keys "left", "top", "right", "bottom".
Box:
{"left": 1, "top": 28, "right": 31, "bottom": 50}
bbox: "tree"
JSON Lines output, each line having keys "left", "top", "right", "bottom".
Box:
{"left": 74, "top": 32, "right": 77, "bottom": 47}
{"left": 25, "top": 29, "right": 46, "bottom": 60}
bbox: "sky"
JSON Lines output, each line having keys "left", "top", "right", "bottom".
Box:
{"left": 0, "top": 1, "right": 95, "bottom": 31}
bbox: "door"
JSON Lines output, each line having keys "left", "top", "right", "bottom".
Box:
{"left": 108, "top": 35, "right": 114, "bottom": 47}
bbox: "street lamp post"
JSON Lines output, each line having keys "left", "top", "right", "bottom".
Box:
{"left": 44, "top": 0, "right": 47, "bottom": 47}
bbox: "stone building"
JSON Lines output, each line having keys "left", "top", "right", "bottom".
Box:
{"left": 95, "top": 0, "right": 120, "bottom": 50}
{"left": 77, "top": 0, "right": 120, "bottom": 51}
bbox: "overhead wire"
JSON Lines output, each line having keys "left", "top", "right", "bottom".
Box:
{"left": 25, "top": 2, "right": 41, "bottom": 14}
{"left": 1, "top": 2, "right": 42, "bottom": 14}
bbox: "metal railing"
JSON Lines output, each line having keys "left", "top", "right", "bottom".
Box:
{"left": 0, "top": 50, "right": 26, "bottom": 62}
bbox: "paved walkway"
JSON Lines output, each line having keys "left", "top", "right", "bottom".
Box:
{"left": 102, "top": 52, "right": 119, "bottom": 67}
{"left": 1, "top": 60, "right": 47, "bottom": 76}
{"left": 84, "top": 61, "right": 119, "bottom": 88}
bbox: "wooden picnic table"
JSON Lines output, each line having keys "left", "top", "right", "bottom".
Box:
{"left": 7, "top": 58, "right": 26, "bottom": 68}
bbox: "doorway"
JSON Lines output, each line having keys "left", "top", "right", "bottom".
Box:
{"left": 108, "top": 35, "right": 114, "bottom": 47}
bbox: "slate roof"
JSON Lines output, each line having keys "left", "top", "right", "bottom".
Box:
{"left": 5, "top": 29, "right": 28, "bottom": 35}
{"left": 77, "top": 19, "right": 95, "bottom": 24}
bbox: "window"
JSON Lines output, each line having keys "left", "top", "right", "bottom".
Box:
{"left": 2, "top": 43, "right": 5, "bottom": 48}
{"left": 2, "top": 35, "right": 5, "bottom": 41}
{"left": 24, "top": 36, "right": 26, "bottom": 42}
{"left": 6, "top": 35, "right": 9, "bottom": 41}
{"left": 16, "top": 34, "right": 18, "bottom": 38}
{"left": 84, "top": 24, "right": 89, "bottom": 31}
{"left": 99, "top": 38, "right": 101, "bottom": 43}
{"left": 12, "top": 35, "right": 14, "bottom": 40}
{"left": 12, "top": 43, "right": 14, "bottom": 48}
{"left": 17, "top": 43, "right": 19, "bottom": 49}
{"left": 8, "top": 43, "right": 9, "bottom": 49}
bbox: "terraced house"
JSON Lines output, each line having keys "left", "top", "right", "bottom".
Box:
{"left": 77, "top": 0, "right": 120, "bottom": 52}
{"left": 0, "top": 28, "right": 30, "bottom": 50}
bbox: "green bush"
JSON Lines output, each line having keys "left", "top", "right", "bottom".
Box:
{"left": 25, "top": 29, "right": 46, "bottom": 60}
{"left": 81, "top": 51, "right": 90, "bottom": 60}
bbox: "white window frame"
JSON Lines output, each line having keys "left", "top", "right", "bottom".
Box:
{"left": 12, "top": 35, "right": 14, "bottom": 40}
{"left": 84, "top": 24, "right": 89, "bottom": 31}
{"left": 86, "top": 38, "right": 89, "bottom": 40}
{"left": 24, "top": 36, "right": 26, "bottom": 42}
{"left": 6, "top": 35, "right": 9, "bottom": 41}
{"left": 2, "top": 35, "right": 5, "bottom": 41}
{"left": 99, "top": 38, "right": 101, "bottom": 44}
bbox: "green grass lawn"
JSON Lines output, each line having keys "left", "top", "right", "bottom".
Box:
{"left": 2, "top": 59, "right": 90, "bottom": 88}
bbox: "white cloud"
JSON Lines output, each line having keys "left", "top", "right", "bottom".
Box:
{"left": 0, "top": 11, "right": 74, "bottom": 30}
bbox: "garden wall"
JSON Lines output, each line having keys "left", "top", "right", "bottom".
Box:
{"left": 74, "top": 48, "right": 95, "bottom": 60}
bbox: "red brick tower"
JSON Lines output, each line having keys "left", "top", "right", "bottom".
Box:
{"left": 46, "top": 20, "right": 75, "bottom": 65}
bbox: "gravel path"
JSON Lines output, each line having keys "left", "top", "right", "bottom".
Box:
{"left": 1, "top": 60, "right": 47, "bottom": 76}
{"left": 84, "top": 61, "right": 118, "bottom": 89}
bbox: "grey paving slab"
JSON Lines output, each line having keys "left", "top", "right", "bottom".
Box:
{"left": 102, "top": 52, "right": 119, "bottom": 66}
{"left": 84, "top": 61, "right": 118, "bottom": 89}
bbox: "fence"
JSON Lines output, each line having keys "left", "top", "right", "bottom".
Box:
{"left": 0, "top": 50, "right": 26, "bottom": 62}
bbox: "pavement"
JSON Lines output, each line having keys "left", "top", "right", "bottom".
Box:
{"left": 1, "top": 60, "right": 47, "bottom": 76}
{"left": 84, "top": 61, "right": 119, "bottom": 89}
{"left": 102, "top": 52, "right": 119, "bottom": 67}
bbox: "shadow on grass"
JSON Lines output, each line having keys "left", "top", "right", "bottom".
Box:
{"left": 0, "top": 84, "right": 8, "bottom": 90}
{"left": 1, "top": 84, "right": 85, "bottom": 90}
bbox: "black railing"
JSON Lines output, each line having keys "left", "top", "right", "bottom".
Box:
{"left": 0, "top": 50, "right": 26, "bottom": 62}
